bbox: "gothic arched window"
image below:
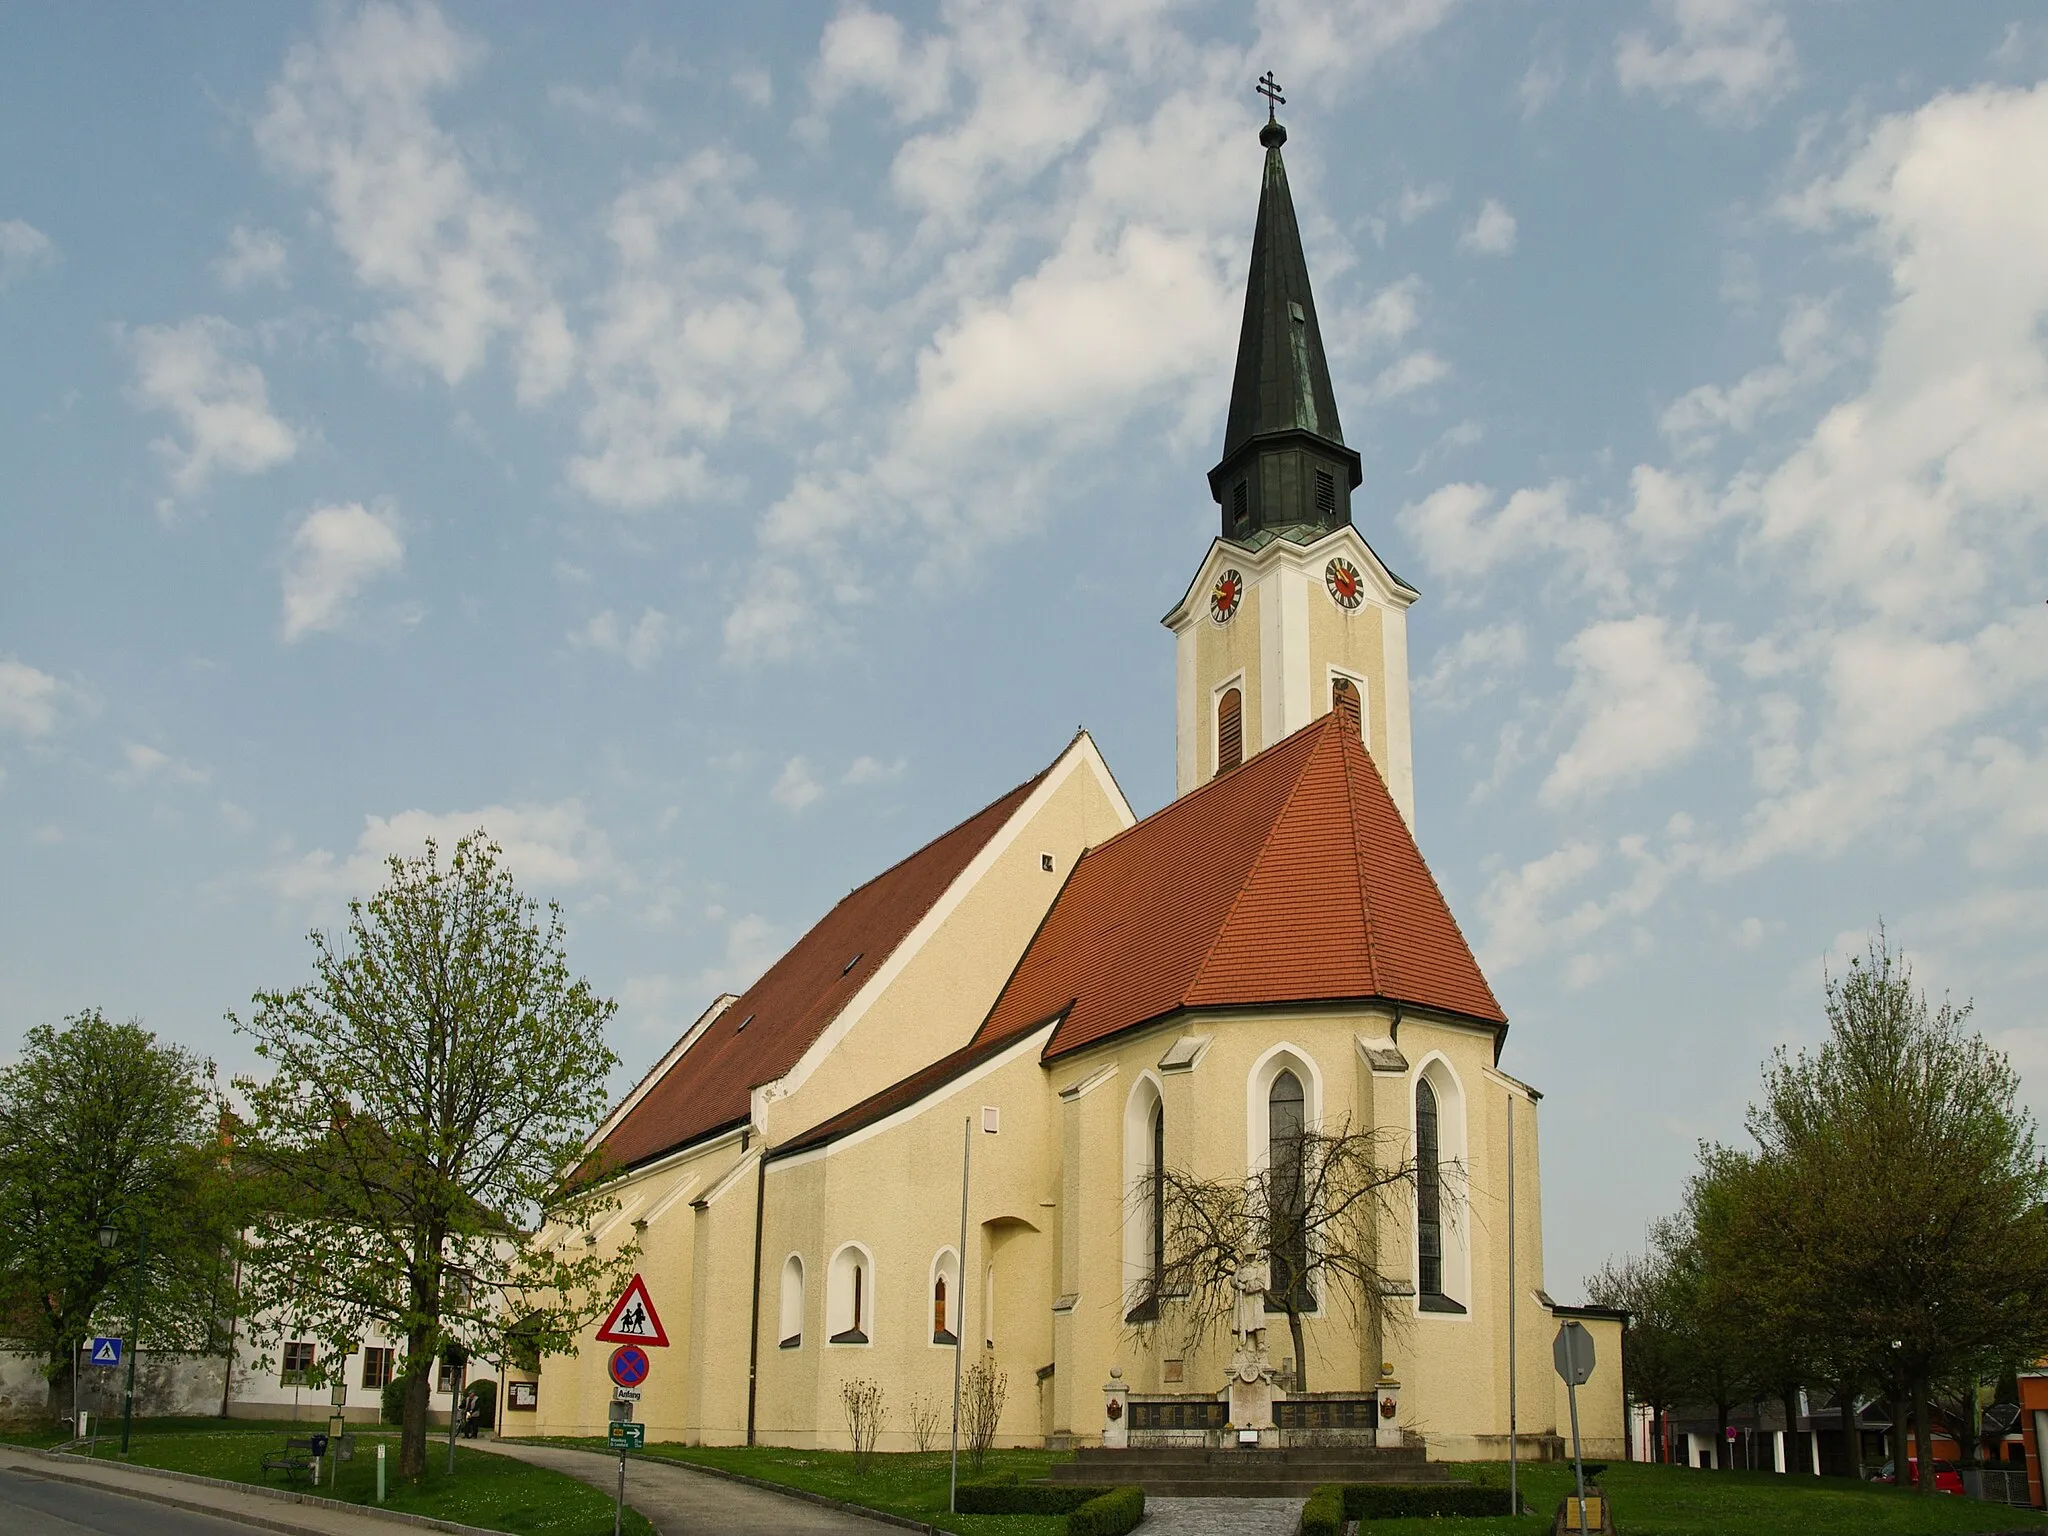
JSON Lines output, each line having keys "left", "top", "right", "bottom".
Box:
{"left": 1268, "top": 1069, "right": 1310, "bottom": 1313}
{"left": 1417, "top": 1077, "right": 1442, "bottom": 1299}
{"left": 828, "top": 1244, "right": 872, "bottom": 1345}
{"left": 1125, "top": 1083, "right": 1166, "bottom": 1324}
{"left": 1217, "top": 687, "right": 1244, "bottom": 775}
{"left": 929, "top": 1248, "right": 960, "bottom": 1345}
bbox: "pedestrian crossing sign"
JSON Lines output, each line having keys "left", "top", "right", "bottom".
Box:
{"left": 595, "top": 1273, "right": 669, "bottom": 1347}
{"left": 89, "top": 1336, "right": 122, "bottom": 1367}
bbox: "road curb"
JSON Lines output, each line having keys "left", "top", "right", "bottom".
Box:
{"left": 496, "top": 1438, "right": 937, "bottom": 1533}
{"left": 16, "top": 1447, "right": 518, "bottom": 1536}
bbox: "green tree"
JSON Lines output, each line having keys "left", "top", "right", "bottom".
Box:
{"left": 1745, "top": 931, "right": 2048, "bottom": 1492}
{"left": 232, "top": 834, "right": 634, "bottom": 1479}
{"left": 0, "top": 1011, "right": 235, "bottom": 1414}
{"left": 1588, "top": 1218, "right": 1690, "bottom": 1462}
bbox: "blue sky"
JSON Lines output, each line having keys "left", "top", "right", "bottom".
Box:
{"left": 3, "top": 2, "right": 2045, "bottom": 1293}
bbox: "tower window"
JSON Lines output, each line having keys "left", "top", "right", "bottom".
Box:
{"left": 1216, "top": 687, "right": 1243, "bottom": 775}
{"left": 1314, "top": 470, "right": 1336, "bottom": 517}
{"left": 1232, "top": 482, "right": 1248, "bottom": 530}
{"left": 1332, "top": 676, "right": 1361, "bottom": 730}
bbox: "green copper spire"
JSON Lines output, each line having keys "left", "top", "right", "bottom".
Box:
{"left": 1208, "top": 91, "right": 1362, "bottom": 546}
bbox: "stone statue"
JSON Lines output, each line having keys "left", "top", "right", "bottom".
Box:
{"left": 1231, "top": 1256, "right": 1270, "bottom": 1352}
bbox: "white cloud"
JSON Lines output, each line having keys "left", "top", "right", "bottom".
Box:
{"left": 1518, "top": 56, "right": 1565, "bottom": 118}
{"left": 1543, "top": 616, "right": 1715, "bottom": 805}
{"left": 0, "top": 219, "right": 57, "bottom": 288}
{"left": 569, "top": 152, "right": 813, "bottom": 510}
{"left": 1399, "top": 480, "right": 1629, "bottom": 603}
{"left": 129, "top": 317, "right": 299, "bottom": 501}
{"left": 694, "top": 912, "right": 782, "bottom": 996}
{"left": 116, "top": 743, "right": 208, "bottom": 788}
{"left": 214, "top": 225, "right": 288, "bottom": 289}
{"left": 570, "top": 608, "right": 673, "bottom": 671}
{"left": 770, "top": 756, "right": 823, "bottom": 812}
{"left": 1414, "top": 623, "right": 1526, "bottom": 709}
{"left": 1480, "top": 834, "right": 1691, "bottom": 974}
{"left": 842, "top": 755, "right": 906, "bottom": 785}
{"left": 1254, "top": 0, "right": 1459, "bottom": 86}
{"left": 1459, "top": 198, "right": 1517, "bottom": 256}
{"left": 1616, "top": 0, "right": 1798, "bottom": 123}
{"left": 270, "top": 798, "right": 613, "bottom": 902}
{"left": 281, "top": 501, "right": 405, "bottom": 641}
{"left": 1366, "top": 350, "right": 1450, "bottom": 402}
{"left": 811, "top": 5, "right": 952, "bottom": 122}
{"left": 1395, "top": 185, "right": 1445, "bottom": 224}
{"left": 1659, "top": 295, "right": 1837, "bottom": 455}
{"left": 0, "top": 659, "right": 65, "bottom": 737}
{"left": 255, "top": 1, "right": 571, "bottom": 402}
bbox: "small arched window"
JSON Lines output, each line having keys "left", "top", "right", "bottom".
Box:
{"left": 1126, "top": 1097, "right": 1167, "bottom": 1323}
{"left": 778, "top": 1255, "right": 804, "bottom": 1349}
{"left": 1217, "top": 687, "right": 1244, "bottom": 775}
{"left": 1417, "top": 1078, "right": 1442, "bottom": 1299}
{"left": 930, "top": 1248, "right": 959, "bottom": 1345}
{"left": 828, "top": 1245, "right": 872, "bottom": 1345}
{"left": 1268, "top": 1070, "right": 1310, "bottom": 1313}
{"left": 1332, "top": 675, "right": 1359, "bottom": 716}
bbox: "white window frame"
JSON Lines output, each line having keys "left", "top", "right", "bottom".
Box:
{"left": 1212, "top": 670, "right": 1249, "bottom": 775}
{"left": 928, "top": 1247, "right": 961, "bottom": 1348}
{"left": 1122, "top": 1072, "right": 1166, "bottom": 1320}
{"left": 778, "top": 1253, "right": 805, "bottom": 1348}
{"left": 1411, "top": 1051, "right": 1472, "bottom": 1320}
{"left": 826, "top": 1241, "right": 875, "bottom": 1346}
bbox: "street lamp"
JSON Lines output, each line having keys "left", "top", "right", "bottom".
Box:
{"left": 98, "top": 1219, "right": 147, "bottom": 1453}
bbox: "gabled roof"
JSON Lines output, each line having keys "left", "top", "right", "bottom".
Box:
{"left": 975, "top": 708, "right": 1505, "bottom": 1060}
{"left": 597, "top": 762, "right": 1055, "bottom": 1172}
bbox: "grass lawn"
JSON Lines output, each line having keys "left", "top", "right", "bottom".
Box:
{"left": 538, "top": 1437, "right": 1075, "bottom": 1535}
{"left": 1359, "top": 1460, "right": 2048, "bottom": 1536}
{"left": 20, "top": 1424, "right": 654, "bottom": 1536}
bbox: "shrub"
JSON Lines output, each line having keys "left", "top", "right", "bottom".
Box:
{"left": 1066, "top": 1485, "right": 1144, "bottom": 1536}
{"left": 954, "top": 1479, "right": 1105, "bottom": 1514}
{"left": 1341, "top": 1483, "right": 1515, "bottom": 1519}
{"left": 839, "top": 1378, "right": 886, "bottom": 1477}
{"left": 906, "top": 1391, "right": 942, "bottom": 1454}
{"left": 961, "top": 1358, "right": 1009, "bottom": 1473}
{"left": 380, "top": 1376, "right": 406, "bottom": 1425}
{"left": 1300, "top": 1483, "right": 1344, "bottom": 1536}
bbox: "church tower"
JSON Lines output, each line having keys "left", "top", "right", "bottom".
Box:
{"left": 1163, "top": 104, "right": 1419, "bottom": 825}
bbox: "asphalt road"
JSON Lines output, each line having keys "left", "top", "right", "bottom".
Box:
{"left": 0, "top": 1465, "right": 268, "bottom": 1536}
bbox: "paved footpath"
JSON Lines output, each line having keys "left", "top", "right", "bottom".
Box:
{"left": 1139, "top": 1496, "right": 1306, "bottom": 1535}
{"left": 0, "top": 1446, "right": 494, "bottom": 1536}
{"left": 473, "top": 1439, "right": 889, "bottom": 1535}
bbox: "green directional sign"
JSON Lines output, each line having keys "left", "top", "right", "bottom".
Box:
{"left": 607, "top": 1421, "right": 645, "bottom": 1450}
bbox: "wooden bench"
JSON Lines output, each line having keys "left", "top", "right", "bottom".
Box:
{"left": 260, "top": 1434, "right": 326, "bottom": 1482}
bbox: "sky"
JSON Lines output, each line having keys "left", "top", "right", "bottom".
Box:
{"left": 3, "top": 1, "right": 2045, "bottom": 1297}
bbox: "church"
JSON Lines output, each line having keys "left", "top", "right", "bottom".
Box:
{"left": 511, "top": 106, "right": 1625, "bottom": 1465}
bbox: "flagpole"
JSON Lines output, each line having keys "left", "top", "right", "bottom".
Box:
{"left": 1508, "top": 1092, "right": 1518, "bottom": 1517}
{"left": 949, "top": 1116, "right": 971, "bottom": 1513}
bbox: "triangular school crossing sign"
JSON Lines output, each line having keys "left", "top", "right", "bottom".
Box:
{"left": 595, "top": 1273, "right": 669, "bottom": 1347}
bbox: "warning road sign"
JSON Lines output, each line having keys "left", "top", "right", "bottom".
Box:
{"left": 89, "top": 1336, "right": 122, "bottom": 1367}
{"left": 596, "top": 1273, "right": 669, "bottom": 1347}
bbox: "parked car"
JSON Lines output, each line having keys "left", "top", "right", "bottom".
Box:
{"left": 1874, "top": 1458, "right": 1964, "bottom": 1495}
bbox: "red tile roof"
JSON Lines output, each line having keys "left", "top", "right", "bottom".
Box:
{"left": 597, "top": 764, "right": 1054, "bottom": 1171}
{"left": 976, "top": 710, "right": 1504, "bottom": 1059}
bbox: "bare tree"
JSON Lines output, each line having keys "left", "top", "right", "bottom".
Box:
{"left": 960, "top": 1358, "right": 1009, "bottom": 1471}
{"left": 840, "top": 1377, "right": 886, "bottom": 1475}
{"left": 1147, "top": 1117, "right": 1426, "bottom": 1392}
{"left": 906, "top": 1391, "right": 942, "bottom": 1454}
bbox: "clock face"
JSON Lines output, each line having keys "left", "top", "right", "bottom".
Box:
{"left": 1325, "top": 557, "right": 1364, "bottom": 610}
{"left": 1210, "top": 569, "right": 1244, "bottom": 624}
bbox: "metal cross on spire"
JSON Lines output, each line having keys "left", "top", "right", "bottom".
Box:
{"left": 1256, "top": 71, "right": 1285, "bottom": 121}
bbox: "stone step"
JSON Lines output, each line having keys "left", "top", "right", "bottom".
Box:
{"left": 1042, "top": 1473, "right": 1458, "bottom": 1498}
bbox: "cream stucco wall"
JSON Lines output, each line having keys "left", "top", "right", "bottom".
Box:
{"left": 763, "top": 743, "right": 1132, "bottom": 1146}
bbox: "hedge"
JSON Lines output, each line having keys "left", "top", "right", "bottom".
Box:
{"left": 1342, "top": 1483, "right": 1519, "bottom": 1519}
{"left": 954, "top": 1478, "right": 1110, "bottom": 1515}
{"left": 1066, "top": 1485, "right": 1145, "bottom": 1536}
{"left": 1301, "top": 1483, "right": 1345, "bottom": 1536}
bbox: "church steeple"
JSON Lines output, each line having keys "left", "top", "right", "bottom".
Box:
{"left": 1208, "top": 92, "right": 1362, "bottom": 546}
